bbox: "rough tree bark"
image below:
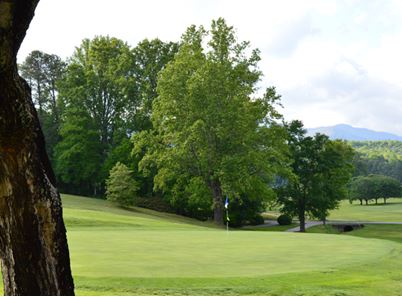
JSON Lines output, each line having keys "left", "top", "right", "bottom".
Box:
{"left": 209, "top": 180, "right": 224, "bottom": 226}
{"left": 0, "top": 0, "right": 75, "bottom": 295}
{"left": 298, "top": 200, "right": 306, "bottom": 232}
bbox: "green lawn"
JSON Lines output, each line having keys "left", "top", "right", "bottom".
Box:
{"left": 309, "top": 224, "right": 402, "bottom": 244}
{"left": 2, "top": 194, "right": 402, "bottom": 295}
{"left": 65, "top": 195, "right": 402, "bottom": 295}
{"left": 328, "top": 198, "right": 402, "bottom": 222}
{"left": 264, "top": 198, "right": 402, "bottom": 223}
{"left": 241, "top": 223, "right": 298, "bottom": 231}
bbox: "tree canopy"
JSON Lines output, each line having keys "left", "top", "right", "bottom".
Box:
{"left": 277, "top": 121, "right": 355, "bottom": 231}
{"left": 349, "top": 174, "right": 401, "bottom": 205}
{"left": 50, "top": 36, "right": 177, "bottom": 196}
{"left": 19, "top": 50, "right": 66, "bottom": 161}
{"left": 133, "top": 18, "right": 288, "bottom": 225}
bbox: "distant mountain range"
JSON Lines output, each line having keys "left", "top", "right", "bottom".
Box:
{"left": 306, "top": 124, "right": 402, "bottom": 141}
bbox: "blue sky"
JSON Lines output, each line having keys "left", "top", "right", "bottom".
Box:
{"left": 19, "top": 0, "right": 402, "bottom": 135}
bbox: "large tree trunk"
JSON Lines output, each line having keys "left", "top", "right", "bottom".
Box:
{"left": 0, "top": 0, "right": 75, "bottom": 295}
{"left": 298, "top": 201, "right": 306, "bottom": 232}
{"left": 209, "top": 180, "right": 224, "bottom": 225}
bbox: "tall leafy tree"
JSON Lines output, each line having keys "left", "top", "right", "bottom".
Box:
{"left": 54, "top": 105, "right": 102, "bottom": 195}
{"left": 103, "top": 39, "right": 179, "bottom": 196}
{"left": 60, "top": 36, "right": 135, "bottom": 150}
{"left": 349, "top": 174, "right": 401, "bottom": 205}
{"left": 133, "top": 19, "right": 288, "bottom": 225}
{"left": 56, "top": 36, "right": 135, "bottom": 193}
{"left": 131, "top": 39, "right": 179, "bottom": 131}
{"left": 277, "top": 121, "right": 355, "bottom": 231}
{"left": 19, "top": 50, "right": 66, "bottom": 161}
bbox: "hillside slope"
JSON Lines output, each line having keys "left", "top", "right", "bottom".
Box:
{"left": 62, "top": 194, "right": 216, "bottom": 230}
{"left": 349, "top": 140, "right": 402, "bottom": 160}
{"left": 307, "top": 124, "right": 402, "bottom": 141}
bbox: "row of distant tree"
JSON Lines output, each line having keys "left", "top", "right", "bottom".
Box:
{"left": 19, "top": 18, "right": 356, "bottom": 230}
{"left": 352, "top": 143, "right": 402, "bottom": 184}
{"left": 347, "top": 142, "right": 402, "bottom": 206}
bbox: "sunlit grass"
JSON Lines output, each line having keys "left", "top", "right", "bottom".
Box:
{"left": 2, "top": 194, "right": 401, "bottom": 295}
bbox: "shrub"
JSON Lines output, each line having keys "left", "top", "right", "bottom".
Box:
{"left": 249, "top": 214, "right": 265, "bottom": 225}
{"left": 106, "top": 162, "right": 139, "bottom": 207}
{"left": 277, "top": 214, "right": 292, "bottom": 225}
{"left": 135, "top": 196, "right": 173, "bottom": 213}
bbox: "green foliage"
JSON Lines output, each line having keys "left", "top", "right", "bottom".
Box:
{"left": 348, "top": 174, "right": 401, "bottom": 204}
{"left": 135, "top": 196, "right": 173, "bottom": 213}
{"left": 55, "top": 36, "right": 134, "bottom": 194}
{"left": 54, "top": 105, "right": 102, "bottom": 195}
{"left": 55, "top": 36, "right": 177, "bottom": 196}
{"left": 277, "top": 121, "right": 355, "bottom": 230}
{"left": 350, "top": 140, "right": 402, "bottom": 161}
{"left": 228, "top": 196, "right": 268, "bottom": 227}
{"left": 59, "top": 36, "right": 135, "bottom": 147}
{"left": 106, "top": 162, "right": 139, "bottom": 207}
{"left": 130, "top": 39, "right": 179, "bottom": 131}
{"left": 133, "top": 18, "right": 288, "bottom": 224}
{"left": 277, "top": 214, "right": 292, "bottom": 225}
{"left": 350, "top": 141, "right": 402, "bottom": 183}
{"left": 19, "top": 50, "right": 66, "bottom": 162}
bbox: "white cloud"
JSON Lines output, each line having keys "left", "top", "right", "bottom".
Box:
{"left": 18, "top": 0, "right": 402, "bottom": 135}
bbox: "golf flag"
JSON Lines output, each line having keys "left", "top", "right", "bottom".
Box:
{"left": 224, "top": 196, "right": 229, "bottom": 209}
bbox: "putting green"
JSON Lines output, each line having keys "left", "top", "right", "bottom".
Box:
{"left": 68, "top": 230, "right": 396, "bottom": 278}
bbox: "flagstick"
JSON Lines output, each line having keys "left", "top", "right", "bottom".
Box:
{"left": 226, "top": 208, "right": 229, "bottom": 232}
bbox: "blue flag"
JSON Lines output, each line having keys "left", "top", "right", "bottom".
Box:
{"left": 224, "top": 196, "right": 229, "bottom": 209}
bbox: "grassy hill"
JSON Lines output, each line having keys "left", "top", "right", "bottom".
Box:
{"left": 2, "top": 194, "right": 402, "bottom": 295}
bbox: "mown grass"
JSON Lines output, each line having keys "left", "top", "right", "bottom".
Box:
{"left": 309, "top": 224, "right": 402, "bottom": 244}
{"left": 264, "top": 198, "right": 402, "bottom": 223}
{"left": 328, "top": 198, "right": 402, "bottom": 222}
{"left": 242, "top": 223, "right": 298, "bottom": 231}
{"left": 64, "top": 195, "right": 402, "bottom": 295}
{"left": 2, "top": 194, "right": 402, "bottom": 295}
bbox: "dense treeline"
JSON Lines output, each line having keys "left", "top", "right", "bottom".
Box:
{"left": 21, "top": 37, "right": 178, "bottom": 196}
{"left": 19, "top": 19, "right": 355, "bottom": 227}
{"left": 351, "top": 141, "right": 402, "bottom": 183}
{"left": 349, "top": 174, "right": 401, "bottom": 205}
{"left": 350, "top": 140, "right": 402, "bottom": 160}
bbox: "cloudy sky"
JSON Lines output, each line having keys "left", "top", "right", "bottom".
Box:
{"left": 18, "top": 0, "right": 402, "bottom": 135}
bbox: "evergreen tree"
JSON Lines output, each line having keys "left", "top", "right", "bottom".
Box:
{"left": 106, "top": 162, "right": 139, "bottom": 207}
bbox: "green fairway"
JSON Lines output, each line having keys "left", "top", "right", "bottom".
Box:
{"left": 2, "top": 194, "right": 402, "bottom": 295}
{"left": 328, "top": 198, "right": 402, "bottom": 221}
{"left": 265, "top": 198, "right": 402, "bottom": 223}
{"left": 309, "top": 224, "right": 402, "bottom": 244}
{"left": 63, "top": 195, "right": 402, "bottom": 295}
{"left": 242, "top": 224, "right": 298, "bottom": 231}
